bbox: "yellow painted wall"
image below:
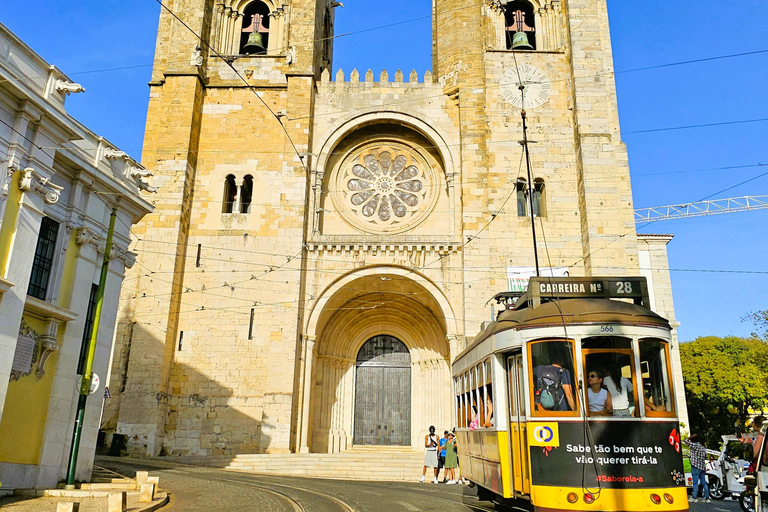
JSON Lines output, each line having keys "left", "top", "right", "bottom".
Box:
{"left": 0, "top": 169, "right": 22, "bottom": 277}
{"left": 0, "top": 225, "right": 78, "bottom": 464}
{"left": 0, "top": 315, "right": 60, "bottom": 464}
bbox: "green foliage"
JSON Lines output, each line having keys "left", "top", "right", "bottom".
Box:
{"left": 680, "top": 336, "right": 768, "bottom": 449}
{"left": 744, "top": 310, "right": 768, "bottom": 340}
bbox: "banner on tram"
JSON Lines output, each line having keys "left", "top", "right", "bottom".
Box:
{"left": 528, "top": 421, "right": 686, "bottom": 488}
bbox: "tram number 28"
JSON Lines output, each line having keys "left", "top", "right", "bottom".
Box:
{"left": 615, "top": 281, "right": 633, "bottom": 294}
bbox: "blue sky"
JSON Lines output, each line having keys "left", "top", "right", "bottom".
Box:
{"left": 3, "top": 1, "right": 767, "bottom": 342}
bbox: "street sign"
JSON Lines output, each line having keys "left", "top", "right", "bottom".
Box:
{"left": 76, "top": 373, "right": 100, "bottom": 395}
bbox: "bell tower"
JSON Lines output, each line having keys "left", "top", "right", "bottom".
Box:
{"left": 432, "top": 0, "right": 639, "bottom": 279}
{"left": 112, "top": 0, "right": 334, "bottom": 455}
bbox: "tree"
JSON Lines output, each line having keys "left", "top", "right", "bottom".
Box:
{"left": 680, "top": 336, "right": 768, "bottom": 449}
{"left": 744, "top": 310, "right": 768, "bottom": 340}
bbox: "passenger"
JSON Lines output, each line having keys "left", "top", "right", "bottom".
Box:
{"left": 586, "top": 370, "right": 612, "bottom": 416}
{"left": 482, "top": 396, "right": 494, "bottom": 428}
{"left": 603, "top": 365, "right": 634, "bottom": 417}
{"left": 533, "top": 356, "right": 575, "bottom": 411}
{"left": 444, "top": 432, "right": 459, "bottom": 484}
{"left": 420, "top": 426, "right": 440, "bottom": 484}
{"left": 644, "top": 390, "right": 667, "bottom": 412}
{"left": 470, "top": 404, "right": 479, "bottom": 430}
{"left": 739, "top": 416, "right": 765, "bottom": 464}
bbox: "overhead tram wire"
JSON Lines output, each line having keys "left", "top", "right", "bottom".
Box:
{"left": 31, "top": 5, "right": 762, "bottom": 310}
{"left": 151, "top": 0, "right": 306, "bottom": 174}
{"left": 503, "top": 13, "right": 605, "bottom": 492}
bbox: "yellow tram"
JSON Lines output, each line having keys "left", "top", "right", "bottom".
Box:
{"left": 453, "top": 276, "right": 687, "bottom": 512}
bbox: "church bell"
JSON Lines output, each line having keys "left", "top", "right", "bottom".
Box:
{"left": 511, "top": 31, "right": 533, "bottom": 50}
{"left": 243, "top": 32, "right": 266, "bottom": 54}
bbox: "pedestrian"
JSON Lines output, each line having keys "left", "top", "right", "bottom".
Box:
{"left": 438, "top": 430, "right": 449, "bottom": 482}
{"left": 686, "top": 434, "right": 710, "bottom": 503}
{"left": 444, "top": 432, "right": 459, "bottom": 483}
{"left": 420, "top": 426, "right": 440, "bottom": 483}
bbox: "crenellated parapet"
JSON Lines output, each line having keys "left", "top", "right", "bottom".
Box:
{"left": 319, "top": 68, "right": 438, "bottom": 89}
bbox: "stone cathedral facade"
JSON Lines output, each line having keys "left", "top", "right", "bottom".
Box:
{"left": 104, "top": 0, "right": 687, "bottom": 456}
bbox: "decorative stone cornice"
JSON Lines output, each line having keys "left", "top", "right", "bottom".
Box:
{"left": 74, "top": 226, "right": 136, "bottom": 266}
{"left": 55, "top": 79, "right": 86, "bottom": 95}
{"left": 104, "top": 148, "right": 130, "bottom": 161}
{"left": 21, "top": 298, "right": 78, "bottom": 381}
{"left": 18, "top": 167, "right": 62, "bottom": 204}
{"left": 129, "top": 166, "right": 153, "bottom": 179}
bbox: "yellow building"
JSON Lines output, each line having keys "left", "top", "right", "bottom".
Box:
{"left": 104, "top": 0, "right": 687, "bottom": 458}
{"left": 0, "top": 23, "right": 153, "bottom": 489}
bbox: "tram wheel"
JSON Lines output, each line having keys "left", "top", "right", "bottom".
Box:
{"left": 708, "top": 476, "right": 726, "bottom": 500}
{"left": 477, "top": 485, "right": 494, "bottom": 502}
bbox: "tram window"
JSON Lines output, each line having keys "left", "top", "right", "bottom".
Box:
{"left": 507, "top": 359, "right": 517, "bottom": 417}
{"left": 476, "top": 364, "right": 486, "bottom": 428}
{"left": 582, "top": 337, "right": 638, "bottom": 418}
{"left": 464, "top": 369, "right": 477, "bottom": 427}
{"left": 484, "top": 383, "right": 494, "bottom": 427}
{"left": 455, "top": 378, "right": 463, "bottom": 429}
{"left": 639, "top": 338, "right": 674, "bottom": 415}
{"left": 529, "top": 340, "right": 578, "bottom": 415}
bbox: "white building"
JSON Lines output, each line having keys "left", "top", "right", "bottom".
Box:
{"left": 0, "top": 22, "right": 153, "bottom": 489}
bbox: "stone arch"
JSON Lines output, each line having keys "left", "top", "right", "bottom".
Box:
{"left": 307, "top": 265, "right": 458, "bottom": 340}
{"left": 303, "top": 265, "right": 457, "bottom": 453}
{"left": 314, "top": 111, "right": 456, "bottom": 189}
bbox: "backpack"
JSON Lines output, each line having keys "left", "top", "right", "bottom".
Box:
{"left": 536, "top": 365, "right": 564, "bottom": 410}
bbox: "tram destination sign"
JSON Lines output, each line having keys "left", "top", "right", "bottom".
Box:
{"left": 527, "top": 276, "right": 649, "bottom": 307}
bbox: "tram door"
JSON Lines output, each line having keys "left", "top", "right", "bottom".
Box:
{"left": 507, "top": 354, "right": 530, "bottom": 495}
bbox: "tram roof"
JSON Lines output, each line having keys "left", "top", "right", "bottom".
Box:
{"left": 461, "top": 298, "right": 671, "bottom": 359}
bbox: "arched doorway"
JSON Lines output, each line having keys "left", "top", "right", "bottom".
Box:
{"left": 353, "top": 335, "right": 411, "bottom": 446}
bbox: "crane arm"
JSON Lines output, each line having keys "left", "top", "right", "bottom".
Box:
{"left": 635, "top": 195, "right": 768, "bottom": 222}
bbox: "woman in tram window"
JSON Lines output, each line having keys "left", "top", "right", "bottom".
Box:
{"left": 586, "top": 370, "right": 613, "bottom": 416}
{"left": 603, "top": 363, "right": 634, "bottom": 417}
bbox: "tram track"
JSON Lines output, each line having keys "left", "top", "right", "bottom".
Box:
{"left": 98, "top": 456, "right": 498, "bottom": 511}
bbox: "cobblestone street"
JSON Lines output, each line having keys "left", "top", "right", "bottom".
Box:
{"left": 96, "top": 458, "right": 495, "bottom": 512}
{"left": 93, "top": 458, "right": 747, "bottom": 512}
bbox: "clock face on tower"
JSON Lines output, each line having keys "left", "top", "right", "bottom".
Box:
{"left": 500, "top": 64, "right": 552, "bottom": 109}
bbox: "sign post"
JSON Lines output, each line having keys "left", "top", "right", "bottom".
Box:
{"left": 65, "top": 205, "right": 117, "bottom": 486}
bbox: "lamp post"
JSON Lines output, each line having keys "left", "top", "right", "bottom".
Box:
{"left": 65, "top": 205, "right": 117, "bottom": 486}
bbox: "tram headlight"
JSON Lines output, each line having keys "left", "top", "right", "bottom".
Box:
{"left": 583, "top": 493, "right": 595, "bottom": 504}
{"left": 650, "top": 493, "right": 662, "bottom": 505}
{"left": 663, "top": 493, "right": 674, "bottom": 504}
{"left": 566, "top": 493, "right": 578, "bottom": 504}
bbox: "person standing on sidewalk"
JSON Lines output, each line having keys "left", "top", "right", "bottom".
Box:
{"left": 438, "top": 431, "right": 449, "bottom": 482}
{"left": 444, "top": 432, "right": 459, "bottom": 484}
{"left": 420, "top": 426, "right": 441, "bottom": 483}
{"left": 687, "top": 434, "right": 711, "bottom": 503}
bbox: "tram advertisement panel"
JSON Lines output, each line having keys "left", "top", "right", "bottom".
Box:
{"left": 528, "top": 421, "right": 685, "bottom": 489}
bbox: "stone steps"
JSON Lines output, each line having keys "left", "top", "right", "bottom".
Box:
{"left": 161, "top": 451, "right": 429, "bottom": 481}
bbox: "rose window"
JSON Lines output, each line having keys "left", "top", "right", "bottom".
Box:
{"left": 330, "top": 143, "right": 437, "bottom": 234}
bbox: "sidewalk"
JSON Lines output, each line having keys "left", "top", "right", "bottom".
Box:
{"left": 0, "top": 466, "right": 168, "bottom": 512}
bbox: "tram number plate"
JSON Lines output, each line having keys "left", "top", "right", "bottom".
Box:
{"left": 599, "top": 325, "right": 614, "bottom": 333}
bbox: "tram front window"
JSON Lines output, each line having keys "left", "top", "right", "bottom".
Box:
{"left": 529, "top": 340, "right": 578, "bottom": 415}
{"left": 582, "top": 336, "right": 638, "bottom": 418}
{"left": 640, "top": 338, "right": 674, "bottom": 415}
